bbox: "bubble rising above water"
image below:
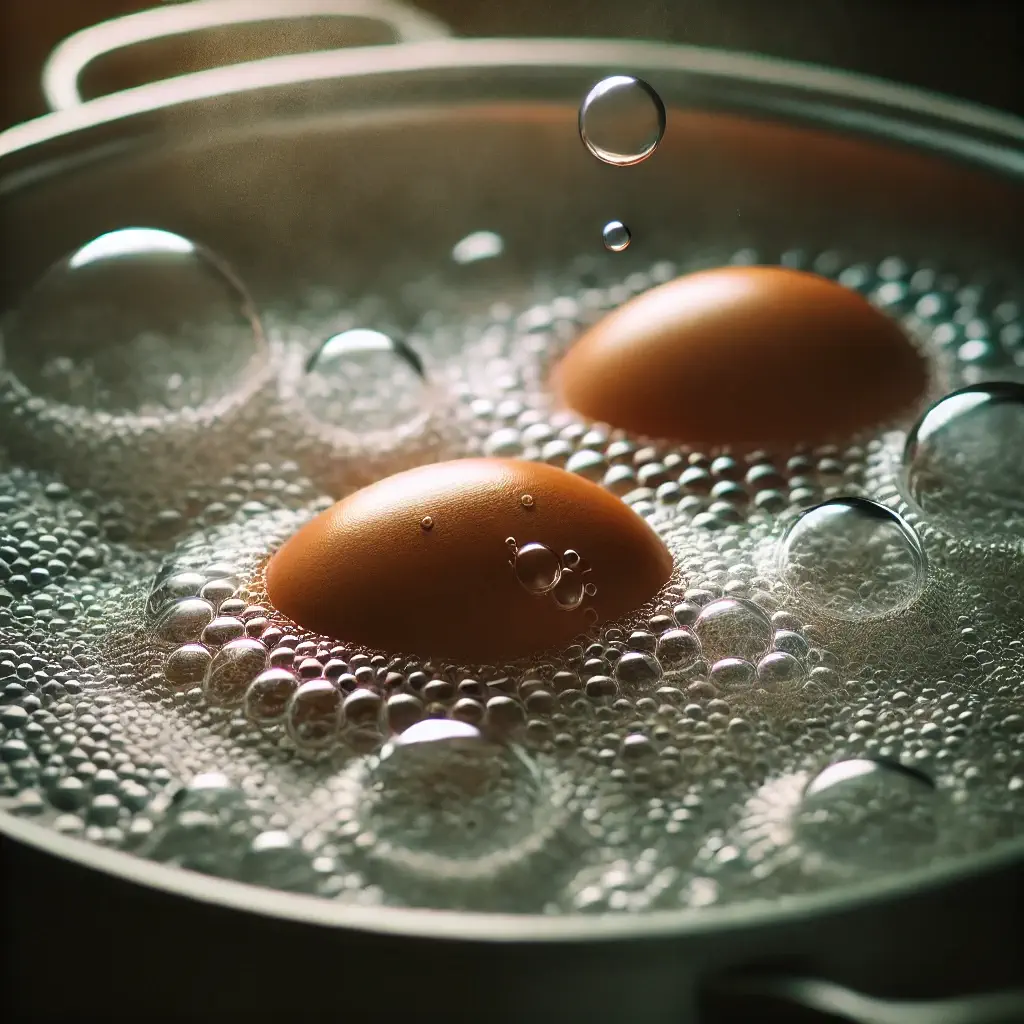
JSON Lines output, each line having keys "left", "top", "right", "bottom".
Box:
{"left": 602, "top": 221, "right": 632, "bottom": 253}
{"left": 579, "top": 76, "right": 666, "bottom": 167}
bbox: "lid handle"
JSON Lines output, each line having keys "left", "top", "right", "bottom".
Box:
{"left": 41, "top": 0, "right": 452, "bottom": 112}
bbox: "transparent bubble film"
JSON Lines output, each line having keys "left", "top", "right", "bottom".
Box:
{"left": 0, "top": 229, "right": 1022, "bottom": 920}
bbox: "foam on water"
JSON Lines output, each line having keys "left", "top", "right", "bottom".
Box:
{"left": 0, "top": 237, "right": 1022, "bottom": 915}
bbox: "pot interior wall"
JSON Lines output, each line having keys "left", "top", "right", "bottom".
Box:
{"left": 2, "top": 99, "right": 1020, "bottom": 311}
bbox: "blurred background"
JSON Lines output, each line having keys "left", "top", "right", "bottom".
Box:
{"left": 1, "top": 0, "right": 1021, "bottom": 129}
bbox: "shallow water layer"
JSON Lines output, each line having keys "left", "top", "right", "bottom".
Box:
{"left": 0, "top": 237, "right": 1022, "bottom": 916}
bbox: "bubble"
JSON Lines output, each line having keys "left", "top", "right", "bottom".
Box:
{"left": 451, "top": 231, "right": 504, "bottom": 265}
{"left": 579, "top": 76, "right": 666, "bottom": 167}
{"left": 287, "top": 679, "right": 342, "bottom": 748}
{"left": 139, "top": 772, "right": 251, "bottom": 874}
{"left": 709, "top": 657, "right": 755, "bottom": 691}
{"left": 244, "top": 668, "right": 298, "bottom": 723}
{"left": 203, "top": 638, "right": 267, "bottom": 707}
{"left": 779, "top": 498, "right": 926, "bottom": 621}
{"left": 520, "top": 494, "right": 535, "bottom": 508}
{"left": 201, "top": 615, "right": 245, "bottom": 646}
{"left": 385, "top": 693, "right": 425, "bottom": 734}
{"left": 388, "top": 718, "right": 482, "bottom": 750}
{"left": 353, "top": 721, "right": 571, "bottom": 905}
{"left": 512, "top": 542, "right": 561, "bottom": 594}
{"left": 903, "top": 382, "right": 1024, "bottom": 545}
{"left": 342, "top": 688, "right": 383, "bottom": 730}
{"left": 601, "top": 221, "right": 632, "bottom": 253}
{"left": 164, "top": 644, "right": 212, "bottom": 689}
{"left": 420, "top": 516, "right": 434, "bottom": 531}
{"left": 0, "top": 228, "right": 264, "bottom": 415}
{"left": 614, "top": 651, "right": 662, "bottom": 686}
{"left": 552, "top": 568, "right": 586, "bottom": 610}
{"left": 155, "top": 598, "right": 214, "bottom": 644}
{"left": 797, "top": 758, "right": 938, "bottom": 869}
{"left": 755, "top": 651, "right": 803, "bottom": 689}
{"left": 200, "top": 578, "right": 238, "bottom": 609}
{"left": 694, "top": 598, "right": 773, "bottom": 664}
{"left": 656, "top": 628, "right": 702, "bottom": 670}
{"left": 240, "top": 830, "right": 318, "bottom": 893}
{"left": 304, "top": 329, "right": 428, "bottom": 434}
{"left": 147, "top": 571, "right": 207, "bottom": 620}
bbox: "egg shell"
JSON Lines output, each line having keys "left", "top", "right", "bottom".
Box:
{"left": 265, "top": 458, "right": 673, "bottom": 662}
{"left": 554, "top": 267, "right": 927, "bottom": 450}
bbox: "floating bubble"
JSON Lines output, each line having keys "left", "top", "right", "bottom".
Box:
{"left": 240, "top": 830, "right": 318, "bottom": 893}
{"left": 201, "top": 615, "right": 245, "bottom": 646}
{"left": 204, "top": 638, "right": 267, "bottom": 707}
{"left": 579, "top": 75, "right": 666, "bottom": 166}
{"left": 779, "top": 497, "right": 926, "bottom": 620}
{"left": 342, "top": 688, "right": 383, "bottom": 730}
{"left": 512, "top": 542, "right": 562, "bottom": 594}
{"left": 709, "top": 657, "right": 755, "bottom": 691}
{"left": 164, "top": 643, "right": 212, "bottom": 689}
{"left": 796, "top": 758, "right": 938, "bottom": 869}
{"left": 451, "top": 230, "right": 504, "bottom": 265}
{"left": 139, "top": 771, "right": 252, "bottom": 875}
{"left": 353, "top": 721, "right": 571, "bottom": 904}
{"left": 552, "top": 567, "right": 586, "bottom": 609}
{"left": 755, "top": 651, "right": 803, "bottom": 689}
{"left": 155, "top": 598, "right": 214, "bottom": 644}
{"left": 694, "top": 598, "right": 773, "bottom": 664}
{"left": 602, "top": 221, "right": 632, "bottom": 253}
{"left": 387, "top": 719, "right": 482, "bottom": 750}
{"left": 147, "top": 570, "right": 207, "bottom": 620}
{"left": 304, "top": 328, "right": 428, "bottom": 434}
{"left": 0, "top": 227, "right": 264, "bottom": 415}
{"left": 287, "top": 679, "right": 342, "bottom": 747}
{"left": 903, "top": 382, "right": 1024, "bottom": 545}
{"left": 614, "top": 651, "right": 662, "bottom": 686}
{"left": 656, "top": 627, "right": 702, "bottom": 670}
{"left": 244, "top": 668, "right": 298, "bottom": 723}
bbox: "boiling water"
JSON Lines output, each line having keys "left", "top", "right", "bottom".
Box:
{"left": 1, "top": 230, "right": 1022, "bottom": 916}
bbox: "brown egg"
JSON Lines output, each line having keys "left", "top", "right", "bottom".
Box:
{"left": 265, "top": 458, "right": 672, "bottom": 662}
{"left": 554, "top": 267, "right": 927, "bottom": 449}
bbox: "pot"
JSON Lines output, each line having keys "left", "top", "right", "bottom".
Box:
{"left": 1, "top": 3, "right": 1023, "bottom": 1022}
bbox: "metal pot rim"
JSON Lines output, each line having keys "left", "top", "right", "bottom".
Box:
{"left": 2, "top": 36, "right": 1022, "bottom": 942}
{"left": 3, "top": 804, "right": 1022, "bottom": 940}
{"left": 2, "top": 38, "right": 1022, "bottom": 164}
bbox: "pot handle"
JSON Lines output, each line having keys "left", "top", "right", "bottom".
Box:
{"left": 715, "top": 976, "right": 1024, "bottom": 1024}
{"left": 41, "top": 0, "right": 453, "bottom": 112}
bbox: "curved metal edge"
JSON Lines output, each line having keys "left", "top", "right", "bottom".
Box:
{"left": 3, "top": 806, "right": 1023, "bottom": 944}
{"left": 1, "top": 35, "right": 1023, "bottom": 945}
{"left": 41, "top": 0, "right": 453, "bottom": 111}
{"left": 6, "top": 38, "right": 1022, "bottom": 160}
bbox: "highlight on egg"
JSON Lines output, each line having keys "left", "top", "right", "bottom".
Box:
{"left": 552, "top": 266, "right": 928, "bottom": 450}
{"left": 265, "top": 458, "right": 673, "bottom": 662}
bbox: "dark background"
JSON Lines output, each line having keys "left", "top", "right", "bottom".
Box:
{"left": 0, "top": 0, "right": 1021, "bottom": 129}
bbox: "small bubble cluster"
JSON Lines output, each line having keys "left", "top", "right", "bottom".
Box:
{"left": 0, "top": 229, "right": 1022, "bottom": 920}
